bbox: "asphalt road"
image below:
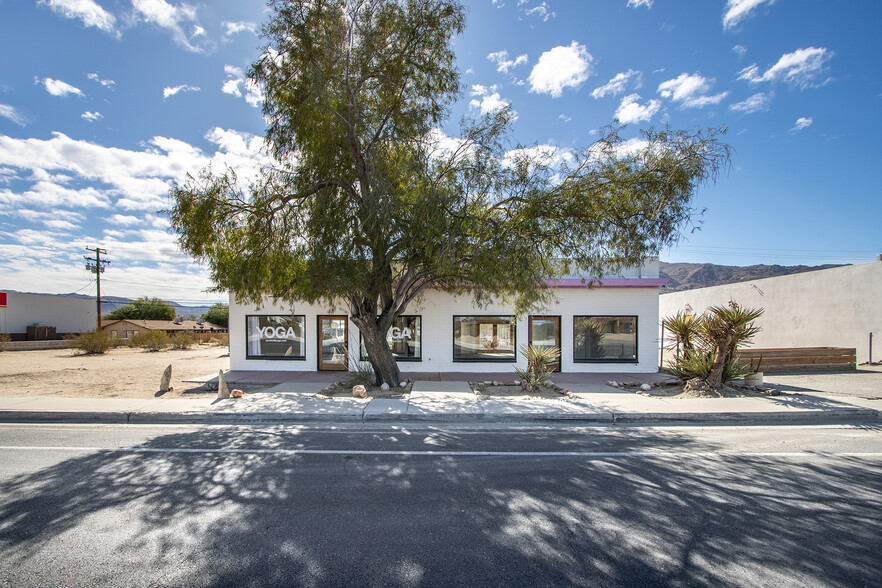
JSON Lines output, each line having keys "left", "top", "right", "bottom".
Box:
{"left": 1, "top": 423, "right": 881, "bottom": 587}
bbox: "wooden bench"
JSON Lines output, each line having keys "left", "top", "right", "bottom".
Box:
{"left": 736, "top": 347, "right": 856, "bottom": 372}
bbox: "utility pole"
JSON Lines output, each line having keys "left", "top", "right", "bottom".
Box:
{"left": 84, "top": 247, "right": 110, "bottom": 331}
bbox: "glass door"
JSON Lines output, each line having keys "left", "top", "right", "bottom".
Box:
{"left": 318, "top": 315, "right": 348, "bottom": 371}
{"left": 528, "top": 316, "right": 561, "bottom": 372}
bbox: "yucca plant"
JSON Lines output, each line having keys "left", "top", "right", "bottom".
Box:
{"left": 664, "top": 310, "right": 701, "bottom": 356}
{"left": 664, "top": 301, "right": 763, "bottom": 391}
{"left": 514, "top": 344, "right": 561, "bottom": 393}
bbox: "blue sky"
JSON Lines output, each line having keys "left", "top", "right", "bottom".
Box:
{"left": 0, "top": 0, "right": 879, "bottom": 302}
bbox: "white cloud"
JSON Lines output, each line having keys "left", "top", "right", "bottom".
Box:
{"left": 470, "top": 93, "right": 511, "bottom": 116}
{"left": 40, "top": 77, "right": 84, "bottom": 97}
{"left": 732, "top": 44, "right": 747, "bottom": 58}
{"left": 81, "top": 111, "right": 103, "bottom": 122}
{"left": 487, "top": 50, "right": 528, "bottom": 74}
{"left": 223, "top": 21, "right": 258, "bottom": 38}
{"left": 106, "top": 213, "right": 142, "bottom": 226}
{"left": 39, "top": 0, "right": 118, "bottom": 36}
{"left": 657, "top": 72, "right": 728, "bottom": 108}
{"left": 723, "top": 0, "right": 775, "bottom": 30}
{"left": 163, "top": 84, "right": 200, "bottom": 99}
{"left": 627, "top": 0, "right": 653, "bottom": 8}
{"left": 792, "top": 117, "right": 813, "bottom": 132}
{"left": 132, "top": 0, "right": 209, "bottom": 53}
{"left": 614, "top": 93, "right": 661, "bottom": 124}
{"left": 737, "top": 47, "right": 833, "bottom": 89}
{"left": 87, "top": 73, "right": 115, "bottom": 88}
{"left": 43, "top": 218, "right": 81, "bottom": 231}
{"left": 528, "top": 41, "right": 593, "bottom": 98}
{"left": 222, "top": 65, "right": 264, "bottom": 107}
{"left": 0, "top": 128, "right": 270, "bottom": 213}
{"left": 729, "top": 92, "right": 771, "bottom": 114}
{"left": 0, "top": 104, "right": 27, "bottom": 126}
{"left": 558, "top": 113, "right": 571, "bottom": 123}
{"left": 522, "top": 1, "right": 555, "bottom": 21}
{"left": 591, "top": 69, "right": 642, "bottom": 99}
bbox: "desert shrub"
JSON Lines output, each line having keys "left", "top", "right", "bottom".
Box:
{"left": 132, "top": 330, "right": 171, "bottom": 352}
{"left": 666, "top": 349, "right": 753, "bottom": 383}
{"left": 514, "top": 344, "right": 561, "bottom": 392}
{"left": 170, "top": 333, "right": 196, "bottom": 349}
{"left": 68, "top": 329, "right": 113, "bottom": 355}
{"left": 664, "top": 301, "right": 763, "bottom": 388}
{"left": 342, "top": 356, "right": 375, "bottom": 388}
{"left": 0, "top": 333, "right": 11, "bottom": 352}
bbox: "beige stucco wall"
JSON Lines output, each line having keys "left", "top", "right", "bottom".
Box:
{"left": 659, "top": 261, "right": 882, "bottom": 364}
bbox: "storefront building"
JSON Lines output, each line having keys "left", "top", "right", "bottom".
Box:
{"left": 229, "top": 262, "right": 667, "bottom": 374}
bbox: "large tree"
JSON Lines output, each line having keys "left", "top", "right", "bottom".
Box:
{"left": 170, "top": 0, "right": 730, "bottom": 386}
{"left": 105, "top": 296, "right": 176, "bottom": 321}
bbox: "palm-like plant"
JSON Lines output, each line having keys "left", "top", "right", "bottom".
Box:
{"left": 514, "top": 344, "right": 561, "bottom": 392}
{"left": 664, "top": 301, "right": 763, "bottom": 391}
{"left": 664, "top": 310, "right": 702, "bottom": 355}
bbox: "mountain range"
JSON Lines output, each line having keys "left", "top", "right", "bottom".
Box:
{"left": 658, "top": 262, "right": 846, "bottom": 292}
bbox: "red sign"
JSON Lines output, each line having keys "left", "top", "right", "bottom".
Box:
{"left": 0, "top": 292, "right": 5, "bottom": 308}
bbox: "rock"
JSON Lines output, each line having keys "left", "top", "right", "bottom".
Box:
{"left": 492, "top": 381, "right": 501, "bottom": 386}
{"left": 217, "top": 370, "right": 230, "bottom": 400}
{"left": 230, "top": 389, "right": 244, "bottom": 398}
{"left": 483, "top": 381, "right": 492, "bottom": 385}
{"left": 607, "top": 381, "right": 619, "bottom": 388}
{"left": 640, "top": 383, "right": 652, "bottom": 391}
{"left": 353, "top": 384, "right": 367, "bottom": 398}
{"left": 399, "top": 381, "right": 407, "bottom": 388}
{"left": 380, "top": 382, "right": 390, "bottom": 391}
{"left": 159, "top": 364, "right": 172, "bottom": 392}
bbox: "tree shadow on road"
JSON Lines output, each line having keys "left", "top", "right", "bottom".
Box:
{"left": 0, "top": 425, "right": 880, "bottom": 586}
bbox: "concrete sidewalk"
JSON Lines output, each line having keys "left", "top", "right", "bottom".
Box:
{"left": 0, "top": 377, "right": 879, "bottom": 425}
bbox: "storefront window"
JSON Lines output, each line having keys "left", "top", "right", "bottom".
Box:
{"left": 359, "top": 316, "right": 421, "bottom": 361}
{"left": 453, "top": 316, "right": 516, "bottom": 361}
{"left": 246, "top": 315, "right": 306, "bottom": 360}
{"left": 574, "top": 316, "right": 637, "bottom": 362}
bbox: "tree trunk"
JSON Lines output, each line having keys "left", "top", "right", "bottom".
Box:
{"left": 706, "top": 335, "right": 733, "bottom": 389}
{"left": 351, "top": 316, "right": 401, "bottom": 387}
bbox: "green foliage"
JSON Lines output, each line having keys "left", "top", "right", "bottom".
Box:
{"left": 169, "top": 0, "right": 731, "bottom": 386}
{"left": 514, "top": 344, "right": 561, "bottom": 392}
{"left": 0, "top": 333, "right": 11, "bottom": 352}
{"left": 105, "top": 297, "right": 176, "bottom": 321}
{"left": 664, "top": 310, "right": 701, "bottom": 352}
{"left": 170, "top": 333, "right": 196, "bottom": 349}
{"left": 131, "top": 330, "right": 171, "bottom": 352}
{"left": 69, "top": 330, "right": 113, "bottom": 355}
{"left": 201, "top": 303, "right": 229, "bottom": 328}
{"left": 665, "top": 301, "right": 764, "bottom": 388}
{"left": 665, "top": 349, "right": 753, "bottom": 383}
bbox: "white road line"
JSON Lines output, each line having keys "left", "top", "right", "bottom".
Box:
{"left": 1, "top": 446, "right": 882, "bottom": 458}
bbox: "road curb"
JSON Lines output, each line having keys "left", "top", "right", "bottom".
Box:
{"left": 0, "top": 407, "right": 878, "bottom": 426}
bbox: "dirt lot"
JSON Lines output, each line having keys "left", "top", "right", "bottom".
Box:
{"left": 0, "top": 345, "right": 232, "bottom": 399}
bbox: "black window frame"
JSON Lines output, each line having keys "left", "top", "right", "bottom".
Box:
{"left": 358, "top": 315, "right": 423, "bottom": 362}
{"left": 573, "top": 315, "right": 638, "bottom": 363}
{"left": 245, "top": 314, "right": 307, "bottom": 361}
{"left": 452, "top": 315, "right": 518, "bottom": 363}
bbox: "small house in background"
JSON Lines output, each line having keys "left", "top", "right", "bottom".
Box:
{"left": 102, "top": 318, "right": 227, "bottom": 341}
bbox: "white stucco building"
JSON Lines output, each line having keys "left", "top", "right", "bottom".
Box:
{"left": 229, "top": 261, "right": 667, "bottom": 374}
{"left": 0, "top": 291, "right": 96, "bottom": 338}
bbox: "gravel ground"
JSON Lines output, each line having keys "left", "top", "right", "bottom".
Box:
{"left": 0, "top": 345, "right": 230, "bottom": 398}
